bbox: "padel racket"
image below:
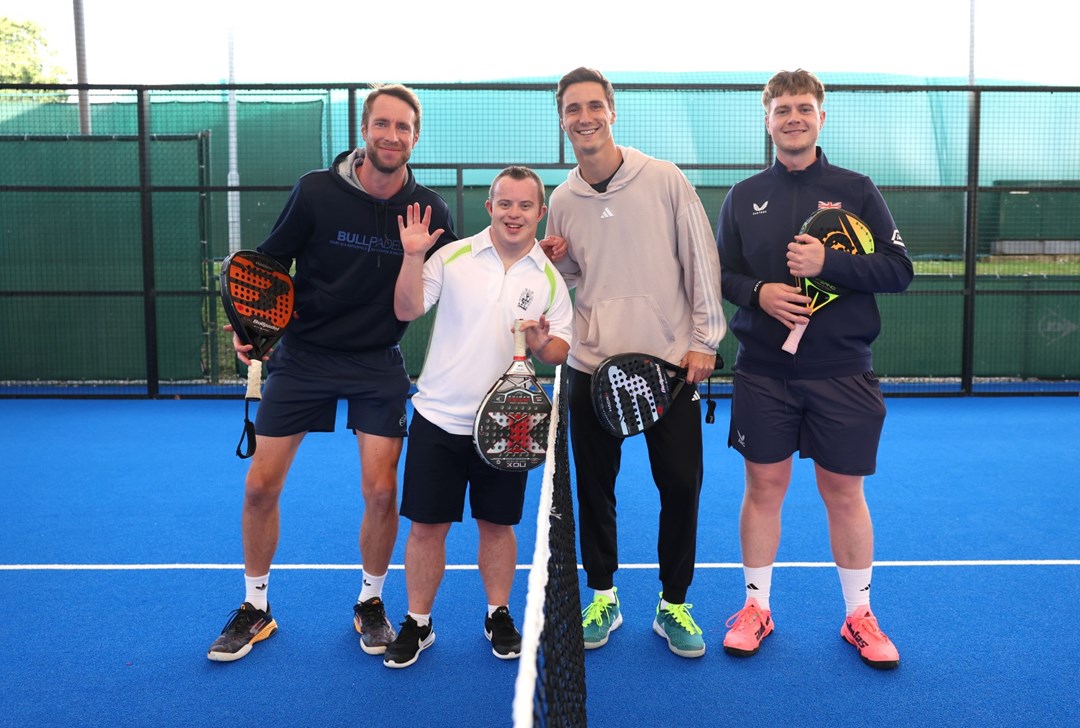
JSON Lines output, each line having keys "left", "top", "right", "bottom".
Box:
{"left": 782, "top": 208, "right": 875, "bottom": 355}
{"left": 591, "top": 353, "right": 688, "bottom": 438}
{"left": 473, "top": 322, "right": 553, "bottom": 472}
{"left": 219, "top": 250, "right": 294, "bottom": 458}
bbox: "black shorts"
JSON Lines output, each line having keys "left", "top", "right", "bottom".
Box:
{"left": 254, "top": 340, "right": 410, "bottom": 438}
{"left": 400, "top": 411, "right": 527, "bottom": 525}
{"left": 729, "top": 369, "right": 886, "bottom": 476}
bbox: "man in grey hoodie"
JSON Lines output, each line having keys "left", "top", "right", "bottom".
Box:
{"left": 542, "top": 67, "right": 725, "bottom": 658}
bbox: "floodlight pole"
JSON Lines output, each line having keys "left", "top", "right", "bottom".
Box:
{"left": 960, "top": 0, "right": 979, "bottom": 394}
{"left": 73, "top": 0, "right": 91, "bottom": 134}
{"left": 227, "top": 28, "right": 241, "bottom": 254}
{"left": 968, "top": 0, "right": 976, "bottom": 86}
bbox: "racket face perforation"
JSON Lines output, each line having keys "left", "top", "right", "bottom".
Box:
{"left": 782, "top": 208, "right": 876, "bottom": 355}
{"left": 227, "top": 269, "right": 293, "bottom": 328}
{"left": 800, "top": 209, "right": 875, "bottom": 256}
{"left": 473, "top": 375, "right": 552, "bottom": 471}
{"left": 220, "top": 251, "right": 294, "bottom": 360}
{"left": 590, "top": 354, "right": 684, "bottom": 437}
{"left": 796, "top": 208, "right": 876, "bottom": 312}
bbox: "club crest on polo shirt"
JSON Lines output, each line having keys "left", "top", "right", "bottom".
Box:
{"left": 517, "top": 289, "right": 534, "bottom": 311}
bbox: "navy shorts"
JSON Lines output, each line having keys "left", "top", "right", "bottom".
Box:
{"left": 400, "top": 411, "right": 527, "bottom": 525}
{"left": 729, "top": 369, "right": 886, "bottom": 476}
{"left": 254, "top": 340, "right": 410, "bottom": 438}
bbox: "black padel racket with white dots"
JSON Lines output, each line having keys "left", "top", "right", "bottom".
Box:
{"left": 590, "top": 353, "right": 688, "bottom": 438}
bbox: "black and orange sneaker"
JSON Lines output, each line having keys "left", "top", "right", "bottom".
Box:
{"left": 354, "top": 596, "right": 397, "bottom": 655}
{"left": 207, "top": 602, "right": 278, "bottom": 662}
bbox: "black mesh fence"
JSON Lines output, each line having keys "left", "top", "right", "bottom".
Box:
{"left": 1, "top": 81, "right": 1078, "bottom": 396}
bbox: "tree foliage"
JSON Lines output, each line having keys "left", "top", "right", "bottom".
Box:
{"left": 0, "top": 17, "right": 67, "bottom": 84}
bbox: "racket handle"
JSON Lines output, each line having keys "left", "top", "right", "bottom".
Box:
{"left": 245, "top": 359, "right": 263, "bottom": 400}
{"left": 781, "top": 321, "right": 807, "bottom": 355}
{"left": 513, "top": 319, "right": 527, "bottom": 359}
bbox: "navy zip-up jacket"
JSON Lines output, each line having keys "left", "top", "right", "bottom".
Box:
{"left": 258, "top": 150, "right": 456, "bottom": 355}
{"left": 715, "top": 149, "right": 913, "bottom": 379}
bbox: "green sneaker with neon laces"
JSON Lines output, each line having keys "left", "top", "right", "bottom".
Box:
{"left": 652, "top": 594, "right": 705, "bottom": 658}
{"left": 581, "top": 588, "right": 622, "bottom": 649}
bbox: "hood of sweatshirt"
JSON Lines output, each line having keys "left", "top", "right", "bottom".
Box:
{"left": 562, "top": 146, "right": 650, "bottom": 198}
{"left": 330, "top": 148, "right": 419, "bottom": 203}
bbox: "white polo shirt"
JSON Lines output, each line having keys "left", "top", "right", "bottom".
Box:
{"left": 411, "top": 226, "right": 574, "bottom": 435}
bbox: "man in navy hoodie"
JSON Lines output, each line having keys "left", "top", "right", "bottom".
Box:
{"left": 715, "top": 69, "right": 912, "bottom": 670}
{"left": 208, "top": 84, "right": 456, "bottom": 663}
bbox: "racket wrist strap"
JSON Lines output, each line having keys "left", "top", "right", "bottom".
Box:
{"left": 749, "top": 280, "right": 764, "bottom": 309}
{"left": 235, "top": 400, "right": 257, "bottom": 459}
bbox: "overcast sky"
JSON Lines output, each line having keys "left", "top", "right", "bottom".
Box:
{"left": 8, "top": 0, "right": 1079, "bottom": 86}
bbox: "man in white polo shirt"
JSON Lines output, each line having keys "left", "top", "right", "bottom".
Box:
{"left": 383, "top": 166, "right": 573, "bottom": 668}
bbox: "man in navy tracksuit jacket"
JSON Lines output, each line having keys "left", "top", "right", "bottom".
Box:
{"left": 208, "top": 84, "right": 456, "bottom": 664}
{"left": 716, "top": 153, "right": 911, "bottom": 380}
{"left": 715, "top": 69, "right": 912, "bottom": 670}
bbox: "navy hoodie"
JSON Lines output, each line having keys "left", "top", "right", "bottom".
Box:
{"left": 258, "top": 150, "right": 456, "bottom": 354}
{"left": 715, "top": 149, "right": 913, "bottom": 379}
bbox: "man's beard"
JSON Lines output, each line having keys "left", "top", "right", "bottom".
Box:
{"left": 365, "top": 142, "right": 411, "bottom": 174}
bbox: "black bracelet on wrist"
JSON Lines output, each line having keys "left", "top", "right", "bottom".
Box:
{"left": 749, "top": 280, "right": 764, "bottom": 309}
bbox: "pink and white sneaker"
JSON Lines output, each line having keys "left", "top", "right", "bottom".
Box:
{"left": 842, "top": 605, "right": 900, "bottom": 669}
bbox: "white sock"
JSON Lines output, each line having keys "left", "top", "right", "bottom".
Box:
{"left": 487, "top": 604, "right": 505, "bottom": 618}
{"left": 743, "top": 565, "right": 773, "bottom": 611}
{"left": 837, "top": 566, "right": 873, "bottom": 614}
{"left": 358, "top": 569, "right": 387, "bottom": 603}
{"left": 245, "top": 572, "right": 270, "bottom": 611}
{"left": 408, "top": 611, "right": 431, "bottom": 627}
{"left": 594, "top": 588, "right": 616, "bottom": 603}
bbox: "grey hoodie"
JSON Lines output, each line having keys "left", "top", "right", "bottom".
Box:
{"left": 546, "top": 146, "right": 725, "bottom": 372}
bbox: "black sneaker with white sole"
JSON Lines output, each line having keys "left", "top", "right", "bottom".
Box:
{"left": 383, "top": 615, "right": 435, "bottom": 669}
{"left": 484, "top": 606, "right": 522, "bottom": 660}
{"left": 354, "top": 597, "right": 396, "bottom": 655}
{"left": 207, "top": 602, "right": 278, "bottom": 662}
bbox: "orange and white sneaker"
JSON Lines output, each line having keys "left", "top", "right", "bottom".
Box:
{"left": 722, "top": 598, "right": 774, "bottom": 657}
{"left": 841, "top": 605, "right": 899, "bottom": 670}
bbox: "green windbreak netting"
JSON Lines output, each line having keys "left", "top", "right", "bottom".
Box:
{"left": 0, "top": 79, "right": 1077, "bottom": 394}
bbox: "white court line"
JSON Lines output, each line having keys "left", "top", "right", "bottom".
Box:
{"left": 0, "top": 559, "right": 1076, "bottom": 571}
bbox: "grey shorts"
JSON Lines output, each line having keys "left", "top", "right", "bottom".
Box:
{"left": 729, "top": 369, "right": 886, "bottom": 476}
{"left": 254, "top": 340, "right": 410, "bottom": 438}
{"left": 401, "top": 411, "right": 527, "bottom": 525}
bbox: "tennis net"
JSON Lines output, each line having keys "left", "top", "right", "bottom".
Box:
{"left": 511, "top": 365, "right": 588, "bottom": 727}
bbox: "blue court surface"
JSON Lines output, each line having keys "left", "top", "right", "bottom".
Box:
{"left": 0, "top": 396, "right": 1077, "bottom": 727}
